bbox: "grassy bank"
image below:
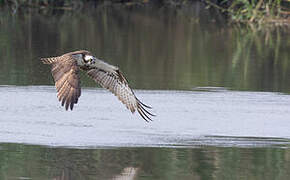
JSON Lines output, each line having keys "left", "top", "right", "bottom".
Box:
{"left": 1, "top": 0, "right": 290, "bottom": 25}
{"left": 204, "top": 0, "right": 290, "bottom": 25}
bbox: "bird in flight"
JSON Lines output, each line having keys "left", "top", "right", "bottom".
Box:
{"left": 41, "top": 50, "right": 154, "bottom": 122}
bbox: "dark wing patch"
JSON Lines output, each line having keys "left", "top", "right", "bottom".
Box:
{"left": 87, "top": 68, "right": 154, "bottom": 122}
{"left": 41, "top": 56, "right": 81, "bottom": 110}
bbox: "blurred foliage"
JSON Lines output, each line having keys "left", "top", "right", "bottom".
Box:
{"left": 0, "top": 0, "right": 187, "bottom": 9}
{"left": 0, "top": 2, "right": 290, "bottom": 92}
{"left": 2, "top": 0, "right": 290, "bottom": 25}
{"left": 205, "top": 0, "right": 290, "bottom": 25}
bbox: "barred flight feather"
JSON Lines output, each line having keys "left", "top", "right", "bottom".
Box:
{"left": 86, "top": 68, "right": 154, "bottom": 121}
{"left": 42, "top": 55, "right": 81, "bottom": 111}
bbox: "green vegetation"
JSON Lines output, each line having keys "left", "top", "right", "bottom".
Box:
{"left": 1, "top": 3, "right": 290, "bottom": 92}
{"left": 205, "top": 0, "right": 290, "bottom": 25}
{"left": 0, "top": 0, "right": 145, "bottom": 9}
{"left": 1, "top": 0, "right": 290, "bottom": 25}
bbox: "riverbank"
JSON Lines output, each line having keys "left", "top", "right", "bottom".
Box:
{"left": 1, "top": 0, "right": 290, "bottom": 26}
{"left": 204, "top": 0, "right": 290, "bottom": 26}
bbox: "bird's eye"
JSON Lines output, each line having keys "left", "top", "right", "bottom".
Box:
{"left": 82, "top": 54, "right": 88, "bottom": 63}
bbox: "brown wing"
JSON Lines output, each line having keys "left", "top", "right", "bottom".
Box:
{"left": 87, "top": 68, "right": 154, "bottom": 122}
{"left": 41, "top": 56, "right": 81, "bottom": 110}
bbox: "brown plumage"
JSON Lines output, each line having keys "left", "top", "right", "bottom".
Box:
{"left": 41, "top": 50, "right": 154, "bottom": 122}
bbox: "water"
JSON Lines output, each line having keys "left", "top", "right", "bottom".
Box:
{"left": 1, "top": 87, "right": 290, "bottom": 179}
{"left": 1, "top": 86, "right": 290, "bottom": 148}
{"left": 1, "top": 2, "right": 290, "bottom": 179}
{"left": 1, "top": 144, "right": 290, "bottom": 180}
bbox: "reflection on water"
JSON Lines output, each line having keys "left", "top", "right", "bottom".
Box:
{"left": 0, "top": 143, "right": 289, "bottom": 180}
{"left": 0, "top": 3, "right": 290, "bottom": 92}
{"left": 112, "top": 167, "right": 138, "bottom": 180}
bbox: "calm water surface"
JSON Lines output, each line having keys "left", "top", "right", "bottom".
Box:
{"left": 1, "top": 143, "right": 290, "bottom": 180}
{"left": 1, "top": 2, "right": 290, "bottom": 179}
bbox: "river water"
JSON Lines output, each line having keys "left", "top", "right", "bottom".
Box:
{"left": 0, "top": 2, "right": 290, "bottom": 180}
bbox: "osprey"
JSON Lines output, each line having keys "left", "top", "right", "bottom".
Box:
{"left": 41, "top": 50, "right": 154, "bottom": 122}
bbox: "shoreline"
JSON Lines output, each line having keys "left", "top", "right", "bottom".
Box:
{"left": 1, "top": 0, "right": 290, "bottom": 26}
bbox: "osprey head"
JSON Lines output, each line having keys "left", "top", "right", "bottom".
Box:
{"left": 70, "top": 50, "right": 118, "bottom": 74}
{"left": 71, "top": 50, "right": 96, "bottom": 66}
{"left": 83, "top": 54, "right": 96, "bottom": 65}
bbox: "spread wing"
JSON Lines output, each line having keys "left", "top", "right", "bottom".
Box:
{"left": 41, "top": 56, "right": 81, "bottom": 110}
{"left": 86, "top": 68, "right": 154, "bottom": 122}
